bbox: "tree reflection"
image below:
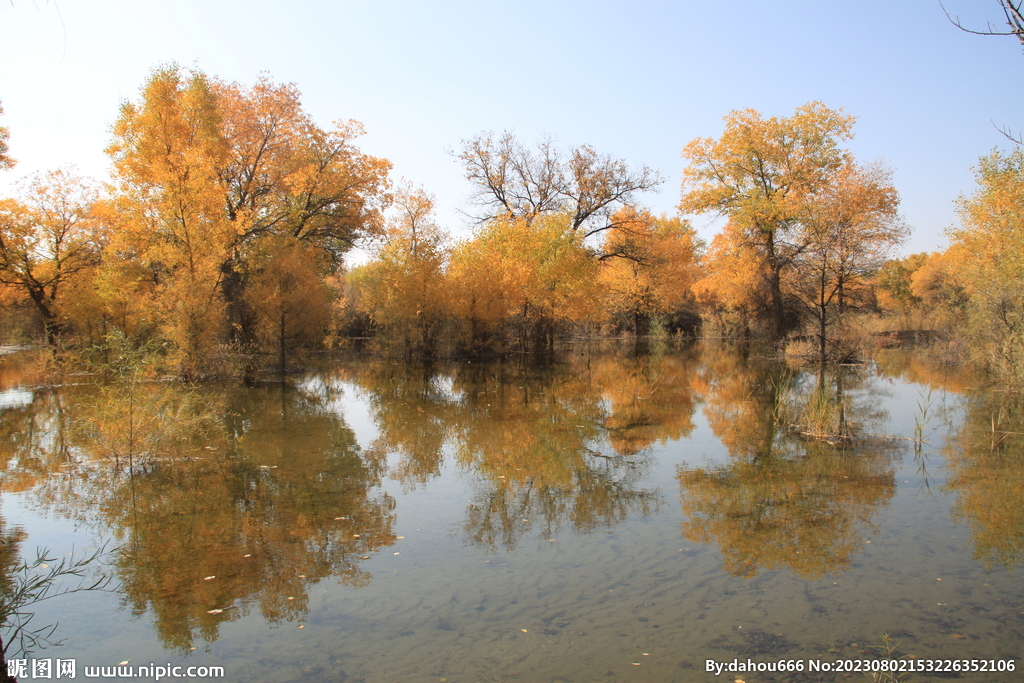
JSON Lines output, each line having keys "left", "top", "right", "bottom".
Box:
{"left": 452, "top": 357, "right": 674, "bottom": 549}
{"left": 0, "top": 378, "right": 395, "bottom": 652}
{"left": 680, "top": 347, "right": 901, "bottom": 578}
{"left": 329, "top": 361, "right": 458, "bottom": 490}
{"left": 945, "top": 392, "right": 1024, "bottom": 571}
{"left": 592, "top": 345, "right": 700, "bottom": 455}
{"left": 328, "top": 349, "right": 700, "bottom": 550}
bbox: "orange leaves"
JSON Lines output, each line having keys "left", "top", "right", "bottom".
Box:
{"left": 680, "top": 102, "right": 855, "bottom": 223}
{"left": 0, "top": 170, "right": 103, "bottom": 343}
{"left": 598, "top": 208, "right": 702, "bottom": 331}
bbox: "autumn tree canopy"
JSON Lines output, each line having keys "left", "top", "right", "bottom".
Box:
{"left": 0, "top": 170, "right": 103, "bottom": 344}
{"left": 680, "top": 102, "right": 856, "bottom": 339}
{"left": 102, "top": 65, "right": 391, "bottom": 373}
{"left": 952, "top": 147, "right": 1024, "bottom": 384}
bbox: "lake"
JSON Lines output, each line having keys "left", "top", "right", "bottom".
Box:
{"left": 0, "top": 342, "right": 1021, "bottom": 682}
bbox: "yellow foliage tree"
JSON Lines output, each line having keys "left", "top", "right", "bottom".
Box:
{"left": 350, "top": 185, "right": 449, "bottom": 358}
{"left": 0, "top": 170, "right": 103, "bottom": 345}
{"left": 681, "top": 102, "right": 856, "bottom": 338}
{"left": 107, "top": 65, "right": 391, "bottom": 376}
{"left": 448, "top": 213, "right": 601, "bottom": 353}
{"left": 597, "top": 208, "right": 702, "bottom": 335}
{"left": 791, "top": 162, "right": 905, "bottom": 359}
{"left": 692, "top": 220, "right": 767, "bottom": 337}
{"left": 951, "top": 148, "right": 1024, "bottom": 383}
{"left": 244, "top": 236, "right": 331, "bottom": 369}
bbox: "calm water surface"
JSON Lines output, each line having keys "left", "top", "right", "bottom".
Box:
{"left": 1, "top": 343, "right": 1022, "bottom": 682}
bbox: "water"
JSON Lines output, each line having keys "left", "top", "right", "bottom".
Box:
{"left": 0, "top": 343, "right": 1022, "bottom": 682}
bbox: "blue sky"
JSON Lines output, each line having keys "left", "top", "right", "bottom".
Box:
{"left": 1, "top": 0, "right": 1021, "bottom": 256}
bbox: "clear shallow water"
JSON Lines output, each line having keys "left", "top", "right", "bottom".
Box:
{"left": 0, "top": 343, "right": 1022, "bottom": 682}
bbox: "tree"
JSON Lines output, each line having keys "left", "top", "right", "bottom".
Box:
{"left": 244, "top": 236, "right": 332, "bottom": 369}
{"left": 0, "top": 100, "right": 13, "bottom": 171}
{"left": 447, "top": 212, "right": 601, "bottom": 353}
{"left": 349, "top": 185, "right": 449, "bottom": 358}
{"left": 951, "top": 148, "right": 1024, "bottom": 384}
{"left": 791, "top": 162, "right": 905, "bottom": 359}
{"left": 945, "top": 0, "right": 1024, "bottom": 142}
{"left": 597, "top": 208, "right": 702, "bottom": 335}
{"left": 692, "top": 220, "right": 768, "bottom": 337}
{"left": 945, "top": 0, "right": 1024, "bottom": 45}
{"left": 107, "top": 65, "right": 391, "bottom": 373}
{"left": 457, "top": 132, "right": 662, "bottom": 241}
{"left": 0, "top": 170, "right": 103, "bottom": 345}
{"left": 680, "top": 102, "right": 856, "bottom": 338}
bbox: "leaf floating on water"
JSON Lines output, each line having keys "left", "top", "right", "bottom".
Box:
{"left": 520, "top": 629, "right": 528, "bottom": 633}
{"left": 204, "top": 576, "right": 216, "bottom": 581}
{"left": 243, "top": 554, "right": 251, "bottom": 558}
{"left": 360, "top": 555, "right": 370, "bottom": 560}
{"left": 353, "top": 534, "right": 361, "bottom": 538}
{"left": 119, "top": 661, "right": 130, "bottom": 666}
{"left": 207, "top": 609, "right": 223, "bottom": 614}
{"left": 40, "top": 564, "right": 49, "bottom": 569}
{"left": 298, "top": 575, "right": 306, "bottom": 578}
{"left": 397, "top": 536, "right": 405, "bottom": 539}
{"left": 298, "top": 625, "right": 304, "bottom": 629}
{"left": 394, "top": 552, "right": 400, "bottom": 556}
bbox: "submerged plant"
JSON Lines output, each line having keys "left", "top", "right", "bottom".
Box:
{"left": 75, "top": 330, "right": 218, "bottom": 473}
{"left": 864, "top": 632, "right": 908, "bottom": 683}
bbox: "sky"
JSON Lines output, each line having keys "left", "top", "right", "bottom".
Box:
{"left": 1, "top": 0, "right": 1021, "bottom": 258}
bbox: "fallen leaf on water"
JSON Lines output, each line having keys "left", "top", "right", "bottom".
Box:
{"left": 520, "top": 629, "right": 528, "bottom": 633}
{"left": 631, "top": 663, "right": 640, "bottom": 666}
{"left": 394, "top": 552, "right": 401, "bottom": 556}
{"left": 243, "top": 554, "right": 251, "bottom": 558}
{"left": 360, "top": 556, "right": 370, "bottom": 560}
{"left": 207, "top": 609, "right": 223, "bottom": 614}
{"left": 298, "top": 625, "right": 304, "bottom": 629}
{"left": 119, "top": 661, "right": 130, "bottom": 666}
{"left": 353, "top": 534, "right": 360, "bottom": 538}
{"left": 287, "top": 597, "right": 294, "bottom": 601}
{"left": 298, "top": 575, "right": 306, "bottom": 578}
{"left": 397, "top": 536, "right": 405, "bottom": 539}
{"left": 204, "top": 576, "right": 216, "bottom": 581}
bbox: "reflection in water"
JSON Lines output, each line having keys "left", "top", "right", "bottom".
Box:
{"left": 945, "top": 392, "right": 1024, "bottom": 571}
{"left": 325, "top": 348, "right": 701, "bottom": 550}
{"left": 5, "top": 343, "right": 1023, "bottom": 676}
{"left": 679, "top": 348, "right": 902, "bottom": 578}
{"left": 1, "top": 380, "right": 396, "bottom": 652}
